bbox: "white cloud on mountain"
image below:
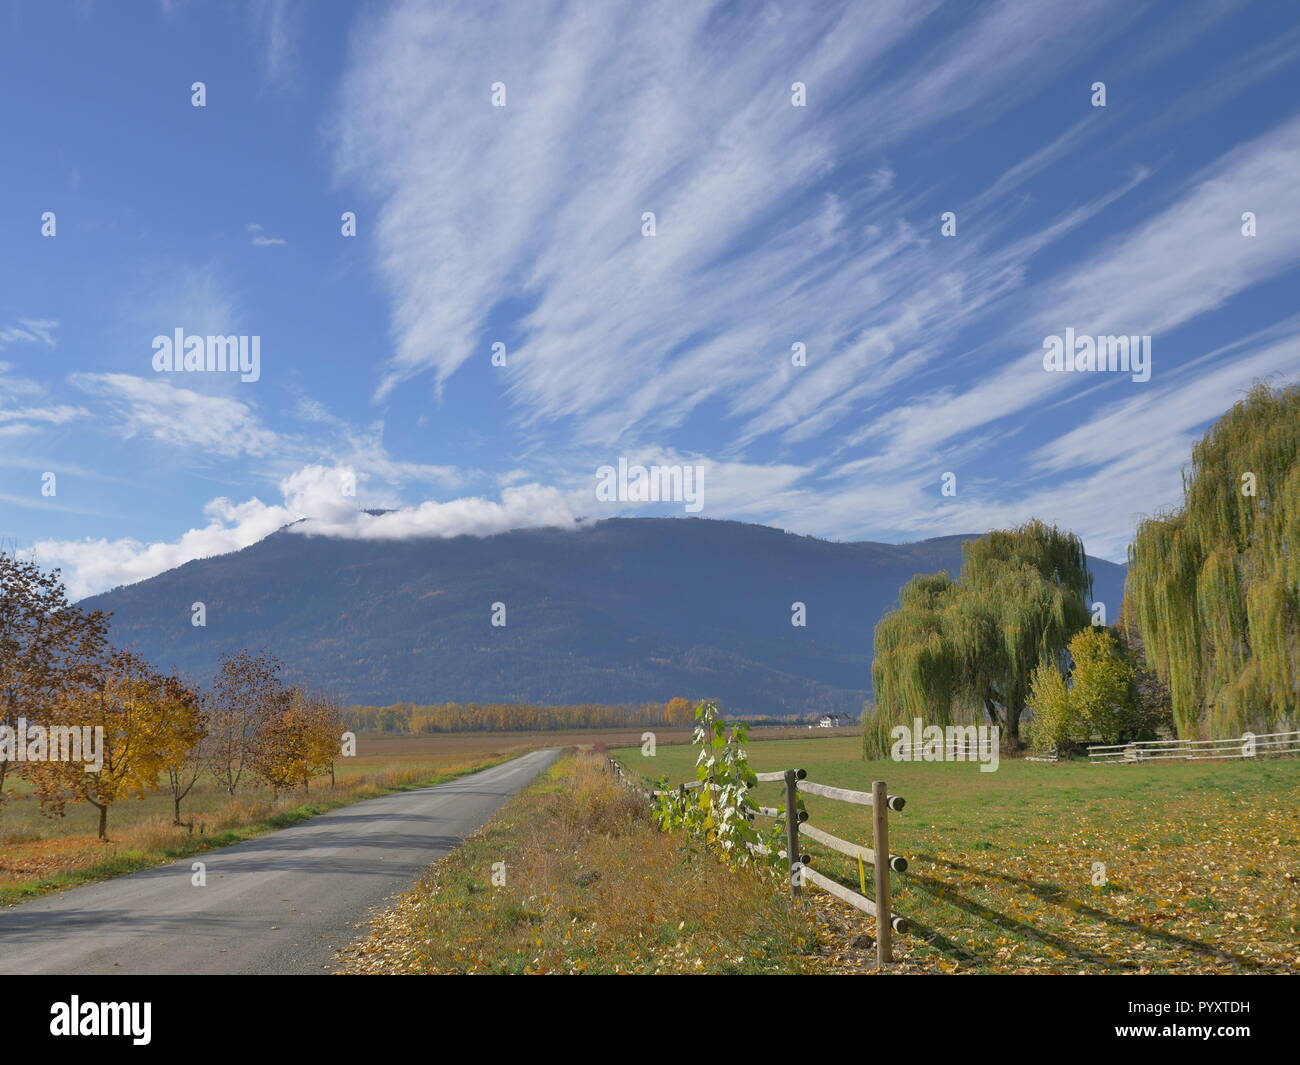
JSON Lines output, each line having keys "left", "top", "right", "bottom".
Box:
{"left": 28, "top": 465, "right": 578, "bottom": 599}
{"left": 30, "top": 447, "right": 822, "bottom": 598}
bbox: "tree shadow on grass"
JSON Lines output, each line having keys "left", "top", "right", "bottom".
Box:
{"left": 895, "top": 913, "right": 983, "bottom": 966}
{"left": 915, "top": 854, "right": 1271, "bottom": 972}
{"left": 902, "top": 868, "right": 1129, "bottom": 970}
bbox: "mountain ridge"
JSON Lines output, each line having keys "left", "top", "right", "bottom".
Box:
{"left": 81, "top": 517, "right": 1127, "bottom": 716}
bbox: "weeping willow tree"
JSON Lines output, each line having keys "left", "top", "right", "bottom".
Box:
{"left": 865, "top": 520, "right": 1092, "bottom": 757}
{"left": 1128, "top": 381, "right": 1300, "bottom": 738}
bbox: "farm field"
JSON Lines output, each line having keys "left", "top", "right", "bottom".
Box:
{"left": 345, "top": 723, "right": 837, "bottom": 767}
{"left": 614, "top": 735, "right": 1300, "bottom": 974}
{"left": 0, "top": 731, "right": 549, "bottom": 904}
{"left": 0, "top": 724, "right": 840, "bottom": 904}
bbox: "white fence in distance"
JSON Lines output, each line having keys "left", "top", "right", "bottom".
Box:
{"left": 1088, "top": 729, "right": 1300, "bottom": 764}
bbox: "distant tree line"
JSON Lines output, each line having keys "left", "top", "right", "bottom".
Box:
{"left": 344, "top": 696, "right": 705, "bottom": 734}
{"left": 1, "top": 553, "right": 343, "bottom": 838}
{"left": 342, "top": 699, "right": 833, "bottom": 734}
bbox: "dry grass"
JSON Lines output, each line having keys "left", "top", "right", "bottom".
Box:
{"left": 337, "top": 750, "right": 821, "bottom": 974}
{"left": 0, "top": 754, "right": 505, "bottom": 904}
{"left": 3, "top": 727, "right": 671, "bottom": 902}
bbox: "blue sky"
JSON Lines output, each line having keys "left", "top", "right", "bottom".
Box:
{"left": 2, "top": 0, "right": 1299, "bottom": 598}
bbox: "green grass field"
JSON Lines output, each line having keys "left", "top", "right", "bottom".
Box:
{"left": 613, "top": 734, "right": 1300, "bottom": 974}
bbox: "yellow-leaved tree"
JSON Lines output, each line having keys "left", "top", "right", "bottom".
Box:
{"left": 33, "top": 650, "right": 203, "bottom": 840}
{"left": 251, "top": 689, "right": 342, "bottom": 793}
{"left": 304, "top": 692, "right": 344, "bottom": 788}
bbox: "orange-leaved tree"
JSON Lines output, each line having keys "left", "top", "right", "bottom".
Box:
{"left": 0, "top": 552, "right": 108, "bottom": 802}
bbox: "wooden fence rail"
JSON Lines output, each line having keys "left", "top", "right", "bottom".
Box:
{"left": 624, "top": 758, "right": 910, "bottom": 967}
{"left": 795, "top": 778, "right": 907, "bottom": 810}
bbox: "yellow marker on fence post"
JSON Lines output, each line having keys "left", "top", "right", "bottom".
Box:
{"left": 857, "top": 854, "right": 866, "bottom": 895}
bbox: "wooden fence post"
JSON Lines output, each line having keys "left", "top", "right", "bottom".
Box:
{"left": 784, "top": 769, "right": 801, "bottom": 900}
{"left": 871, "top": 779, "right": 892, "bottom": 965}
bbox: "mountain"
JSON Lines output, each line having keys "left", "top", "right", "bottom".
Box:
{"left": 81, "top": 518, "right": 1127, "bottom": 717}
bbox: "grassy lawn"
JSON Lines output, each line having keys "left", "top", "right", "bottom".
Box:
{"left": 336, "top": 750, "right": 821, "bottom": 974}
{"left": 614, "top": 735, "right": 1300, "bottom": 974}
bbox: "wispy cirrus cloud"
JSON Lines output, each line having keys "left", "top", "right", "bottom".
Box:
{"left": 325, "top": 0, "right": 1300, "bottom": 568}
{"left": 847, "top": 111, "right": 1300, "bottom": 471}
{"left": 250, "top": 0, "right": 300, "bottom": 89}
{"left": 247, "top": 222, "right": 287, "bottom": 247}
{"left": 0, "top": 404, "right": 88, "bottom": 436}
{"left": 15, "top": 0, "right": 1300, "bottom": 592}
{"left": 72, "top": 372, "right": 282, "bottom": 456}
{"left": 332, "top": 0, "right": 1133, "bottom": 430}
{"left": 0, "top": 318, "right": 58, "bottom": 349}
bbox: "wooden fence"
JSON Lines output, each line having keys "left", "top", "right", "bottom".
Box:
{"left": 611, "top": 758, "right": 910, "bottom": 966}
{"left": 1088, "top": 728, "right": 1300, "bottom": 764}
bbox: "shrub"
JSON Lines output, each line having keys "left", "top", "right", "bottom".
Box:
{"left": 1026, "top": 627, "right": 1139, "bottom": 753}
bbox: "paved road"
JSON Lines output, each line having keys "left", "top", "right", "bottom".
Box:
{"left": 0, "top": 749, "right": 559, "bottom": 974}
